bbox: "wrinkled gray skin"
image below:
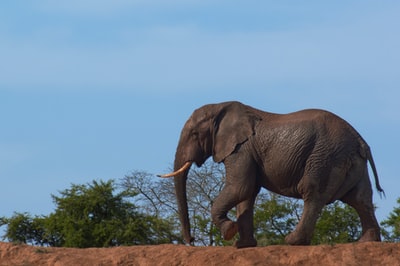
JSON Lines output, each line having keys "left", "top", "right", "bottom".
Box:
{"left": 172, "top": 101, "right": 383, "bottom": 248}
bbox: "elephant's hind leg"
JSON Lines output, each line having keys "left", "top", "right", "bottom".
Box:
{"left": 285, "top": 175, "right": 325, "bottom": 245}
{"left": 341, "top": 175, "right": 381, "bottom": 242}
{"left": 285, "top": 199, "right": 324, "bottom": 245}
{"left": 286, "top": 164, "right": 347, "bottom": 245}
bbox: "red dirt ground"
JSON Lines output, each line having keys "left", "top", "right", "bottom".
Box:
{"left": 0, "top": 241, "right": 399, "bottom": 265}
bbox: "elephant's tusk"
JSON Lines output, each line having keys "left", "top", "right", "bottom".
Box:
{"left": 157, "top": 161, "right": 192, "bottom": 178}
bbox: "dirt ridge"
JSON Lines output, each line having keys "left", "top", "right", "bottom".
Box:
{"left": 0, "top": 241, "right": 398, "bottom": 265}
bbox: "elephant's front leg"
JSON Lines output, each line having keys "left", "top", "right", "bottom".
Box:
{"left": 211, "top": 185, "right": 260, "bottom": 246}
{"left": 211, "top": 184, "right": 240, "bottom": 241}
{"left": 211, "top": 153, "right": 259, "bottom": 247}
{"left": 211, "top": 188, "right": 259, "bottom": 248}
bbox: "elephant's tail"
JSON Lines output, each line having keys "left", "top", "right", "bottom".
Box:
{"left": 363, "top": 141, "right": 385, "bottom": 197}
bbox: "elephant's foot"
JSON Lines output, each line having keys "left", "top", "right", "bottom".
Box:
{"left": 234, "top": 238, "right": 257, "bottom": 249}
{"left": 221, "top": 221, "right": 238, "bottom": 240}
{"left": 359, "top": 228, "right": 381, "bottom": 242}
{"left": 285, "top": 231, "right": 311, "bottom": 246}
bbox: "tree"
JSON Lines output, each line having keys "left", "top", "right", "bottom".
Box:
{"left": 1, "top": 179, "right": 179, "bottom": 247}
{"left": 121, "top": 161, "right": 227, "bottom": 246}
{"left": 381, "top": 197, "right": 400, "bottom": 242}
{"left": 120, "top": 171, "right": 183, "bottom": 244}
{"left": 186, "top": 161, "right": 227, "bottom": 246}
{"left": 50, "top": 179, "right": 181, "bottom": 247}
{"left": 254, "top": 192, "right": 302, "bottom": 245}
{"left": 254, "top": 196, "right": 362, "bottom": 246}
{"left": 313, "top": 201, "right": 361, "bottom": 244}
{"left": 0, "top": 213, "right": 43, "bottom": 245}
{"left": 120, "top": 171, "right": 177, "bottom": 217}
{"left": 49, "top": 180, "right": 137, "bottom": 247}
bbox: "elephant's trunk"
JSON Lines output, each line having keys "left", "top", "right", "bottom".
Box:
{"left": 173, "top": 158, "right": 194, "bottom": 245}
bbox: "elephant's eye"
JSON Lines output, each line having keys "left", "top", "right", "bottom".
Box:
{"left": 191, "top": 131, "right": 199, "bottom": 139}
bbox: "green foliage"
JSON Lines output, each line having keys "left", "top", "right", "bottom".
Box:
{"left": 381, "top": 198, "right": 400, "bottom": 242}
{"left": 49, "top": 180, "right": 136, "bottom": 247}
{"left": 1, "top": 179, "right": 179, "bottom": 247}
{"left": 1, "top": 163, "right": 368, "bottom": 247}
{"left": 313, "top": 201, "right": 361, "bottom": 244}
{"left": 254, "top": 194, "right": 362, "bottom": 246}
{"left": 1, "top": 213, "right": 38, "bottom": 245}
{"left": 254, "top": 193, "right": 301, "bottom": 245}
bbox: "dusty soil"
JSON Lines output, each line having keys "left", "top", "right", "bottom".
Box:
{"left": 0, "top": 241, "right": 398, "bottom": 266}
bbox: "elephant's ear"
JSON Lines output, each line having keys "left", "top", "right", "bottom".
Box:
{"left": 212, "top": 102, "right": 261, "bottom": 163}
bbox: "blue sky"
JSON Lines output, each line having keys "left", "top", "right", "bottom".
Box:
{"left": 1, "top": 1, "right": 399, "bottom": 226}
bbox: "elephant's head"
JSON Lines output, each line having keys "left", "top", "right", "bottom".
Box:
{"left": 159, "top": 101, "right": 261, "bottom": 244}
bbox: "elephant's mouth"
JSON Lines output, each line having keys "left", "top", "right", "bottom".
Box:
{"left": 157, "top": 161, "right": 192, "bottom": 178}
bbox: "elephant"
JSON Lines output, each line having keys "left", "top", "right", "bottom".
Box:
{"left": 159, "top": 101, "right": 384, "bottom": 248}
